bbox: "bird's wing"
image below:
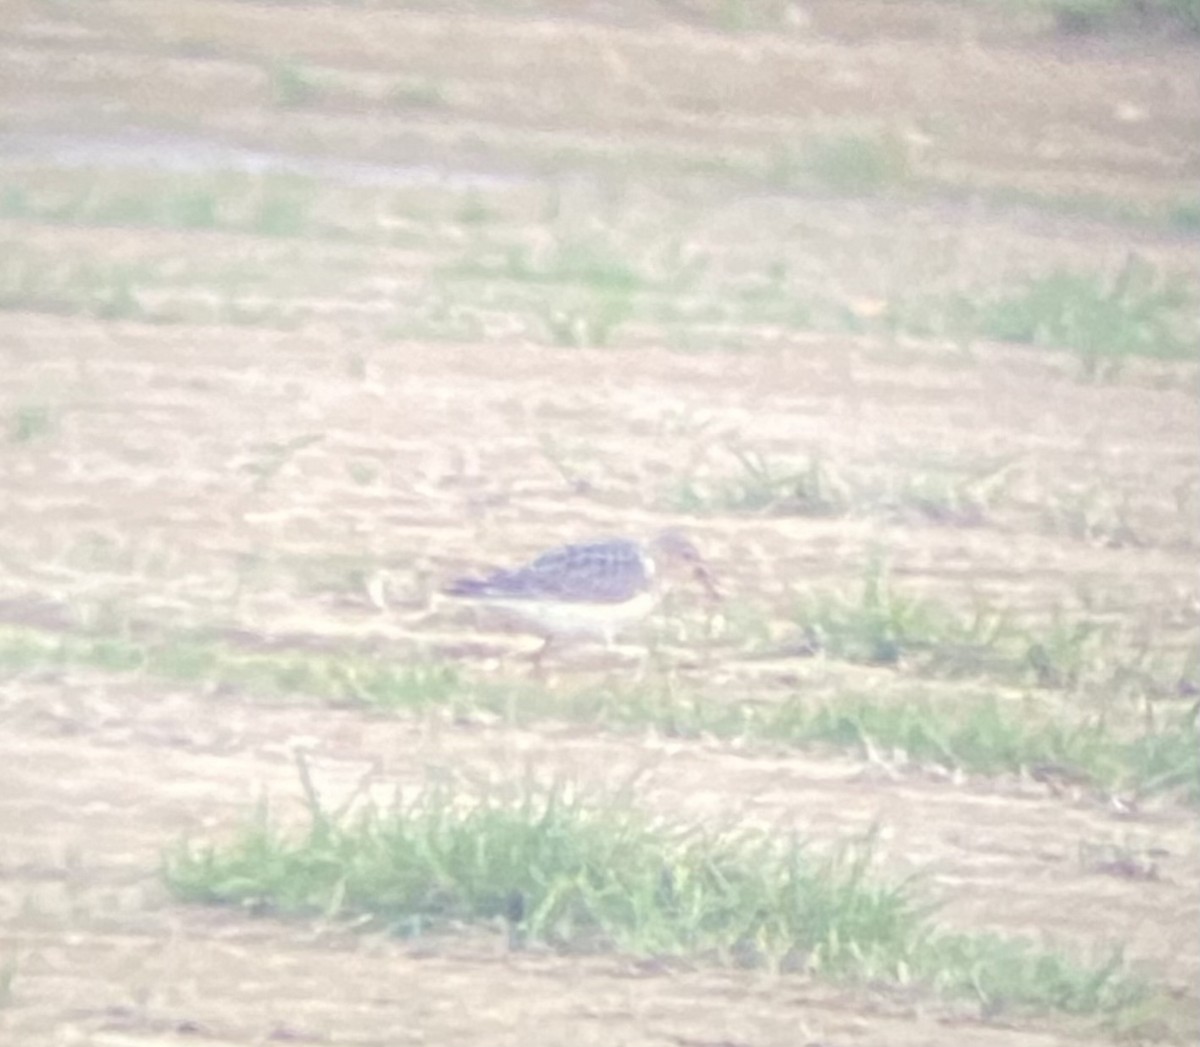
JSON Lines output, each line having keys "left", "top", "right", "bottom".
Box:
{"left": 447, "top": 539, "right": 650, "bottom": 603}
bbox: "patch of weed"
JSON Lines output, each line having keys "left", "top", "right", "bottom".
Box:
{"left": 237, "top": 433, "right": 325, "bottom": 492}
{"left": 254, "top": 187, "right": 313, "bottom": 237}
{"left": 388, "top": 77, "right": 447, "bottom": 109}
{"left": 1166, "top": 197, "right": 1200, "bottom": 232}
{"left": 541, "top": 291, "right": 634, "bottom": 347}
{"left": 1, "top": 170, "right": 331, "bottom": 238}
{"left": 0, "top": 628, "right": 459, "bottom": 712}
{"left": 575, "top": 677, "right": 1199, "bottom": 801}
{"left": 166, "top": 771, "right": 916, "bottom": 969}
{"left": 794, "top": 563, "right": 1008, "bottom": 673}
{"left": 7, "top": 403, "right": 55, "bottom": 443}
{"left": 0, "top": 251, "right": 150, "bottom": 321}
{"left": 1077, "top": 837, "right": 1163, "bottom": 881}
{"left": 789, "top": 563, "right": 1139, "bottom": 694}
{"left": 668, "top": 448, "right": 1015, "bottom": 527}
{"left": 1124, "top": 708, "right": 1200, "bottom": 801}
{"left": 1038, "top": 0, "right": 1200, "bottom": 33}
{"left": 452, "top": 234, "right": 647, "bottom": 291}
{"left": 163, "top": 771, "right": 1145, "bottom": 1016}
{"left": 455, "top": 192, "right": 495, "bottom": 225}
{"left": 270, "top": 60, "right": 326, "bottom": 108}
{"left": 670, "top": 448, "right": 851, "bottom": 517}
{"left": 913, "top": 933, "right": 1139, "bottom": 1016}
{"left": 1023, "top": 612, "right": 1108, "bottom": 690}
{"left": 0, "top": 953, "right": 15, "bottom": 1008}
{"left": 771, "top": 131, "right": 912, "bottom": 194}
{"left": 1037, "top": 485, "right": 1142, "bottom": 547}
{"left": 0, "top": 184, "right": 30, "bottom": 219}
{"left": 965, "top": 257, "right": 1198, "bottom": 376}
{"left": 706, "top": 0, "right": 795, "bottom": 30}
{"left": 3, "top": 624, "right": 1194, "bottom": 802}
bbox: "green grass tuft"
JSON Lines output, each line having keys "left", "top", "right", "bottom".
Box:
{"left": 270, "top": 60, "right": 327, "bottom": 108}
{"left": 1166, "top": 197, "right": 1200, "bottom": 231}
{"left": 2, "top": 625, "right": 1194, "bottom": 802}
{"left": 1039, "top": 0, "right": 1200, "bottom": 33}
{"left": 0, "top": 627, "right": 459, "bottom": 711}
{"left": 541, "top": 291, "right": 635, "bottom": 347}
{"left": 0, "top": 952, "right": 15, "bottom": 1008}
{"left": 163, "top": 772, "right": 1145, "bottom": 1016}
{"left": 166, "top": 772, "right": 913, "bottom": 967}
{"left": 786, "top": 564, "right": 1187, "bottom": 702}
{"left": 562, "top": 678, "right": 1199, "bottom": 802}
{"left": 793, "top": 562, "right": 1021, "bottom": 675}
{"left": 670, "top": 448, "right": 852, "bottom": 517}
{"left": 966, "top": 257, "right": 1198, "bottom": 375}
{"left": 668, "top": 450, "right": 1013, "bottom": 526}
{"left": 0, "top": 250, "right": 152, "bottom": 321}
{"left": 449, "top": 235, "right": 647, "bottom": 291}
{"left": 7, "top": 403, "right": 55, "bottom": 443}
{"left": 771, "top": 131, "right": 912, "bottom": 194}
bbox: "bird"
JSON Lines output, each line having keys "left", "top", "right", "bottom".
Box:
{"left": 441, "top": 528, "right": 719, "bottom": 669}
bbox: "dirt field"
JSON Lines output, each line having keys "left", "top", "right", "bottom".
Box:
{"left": 2, "top": 1, "right": 1199, "bottom": 1045}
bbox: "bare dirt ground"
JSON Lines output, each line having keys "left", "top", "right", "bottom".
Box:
{"left": 1, "top": 2, "right": 1199, "bottom": 1045}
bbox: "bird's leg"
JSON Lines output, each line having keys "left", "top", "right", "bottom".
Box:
{"left": 633, "top": 644, "right": 651, "bottom": 686}
{"left": 636, "top": 624, "right": 666, "bottom": 687}
{"left": 529, "top": 634, "right": 553, "bottom": 680}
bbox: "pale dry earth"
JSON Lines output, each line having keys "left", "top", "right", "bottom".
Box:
{"left": 3, "top": 319, "right": 1198, "bottom": 1046}
{"left": 1, "top": 2, "right": 1199, "bottom": 1046}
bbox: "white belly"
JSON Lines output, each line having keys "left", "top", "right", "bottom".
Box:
{"left": 461, "top": 591, "right": 657, "bottom": 644}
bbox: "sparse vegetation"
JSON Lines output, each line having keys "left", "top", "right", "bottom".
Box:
{"left": 447, "top": 234, "right": 649, "bottom": 291}
{"left": 2, "top": 172, "right": 1194, "bottom": 375}
{"left": 388, "top": 77, "right": 448, "bottom": 109}
{"left": 575, "top": 680, "right": 1200, "bottom": 802}
{"left": 541, "top": 292, "right": 635, "bottom": 347}
{"left": 667, "top": 448, "right": 1018, "bottom": 526}
{"left": 2, "top": 624, "right": 1195, "bottom": 803}
{"left": 0, "top": 953, "right": 15, "bottom": 1008}
{"left": 270, "top": 60, "right": 327, "bottom": 108}
{"left": 165, "top": 770, "right": 1146, "bottom": 1016}
{"left": 0, "top": 249, "right": 152, "bottom": 321}
{"left": 770, "top": 131, "right": 913, "bottom": 194}
{"left": 786, "top": 563, "right": 1195, "bottom": 704}
{"left": 0, "top": 172, "right": 343, "bottom": 240}
{"left": 1167, "top": 198, "right": 1200, "bottom": 231}
{"left": 1077, "top": 837, "right": 1164, "bottom": 881}
{"left": 0, "top": 627, "right": 460, "bottom": 712}
{"left": 670, "top": 447, "right": 852, "bottom": 516}
{"left": 669, "top": 0, "right": 1200, "bottom": 34}
{"left": 964, "top": 257, "right": 1199, "bottom": 375}
{"left": 1019, "top": 0, "right": 1200, "bottom": 34}
{"left": 4, "top": 3, "right": 1199, "bottom": 1041}
{"left": 793, "top": 565, "right": 1020, "bottom": 673}
{"left": 7, "top": 403, "right": 55, "bottom": 443}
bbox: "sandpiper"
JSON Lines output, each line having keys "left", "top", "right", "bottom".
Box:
{"left": 442, "top": 528, "right": 718, "bottom": 667}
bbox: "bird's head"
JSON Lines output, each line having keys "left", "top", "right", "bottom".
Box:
{"left": 648, "top": 527, "right": 721, "bottom": 602}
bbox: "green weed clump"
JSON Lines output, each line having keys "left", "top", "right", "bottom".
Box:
{"left": 792, "top": 563, "right": 1022, "bottom": 675}
{"left": 788, "top": 562, "right": 1165, "bottom": 696}
{"left": 164, "top": 772, "right": 1145, "bottom": 1016}
{"left": 771, "top": 131, "right": 912, "bottom": 194}
{"left": 668, "top": 449, "right": 1013, "bottom": 526}
{"left": 0, "top": 627, "right": 459, "bottom": 712}
{"left": 1038, "top": 0, "right": 1200, "bottom": 34}
{"left": 7, "top": 403, "right": 55, "bottom": 443}
{"left": 2, "top": 623, "right": 1195, "bottom": 802}
{"left": 270, "top": 60, "right": 327, "bottom": 108}
{"left": 966, "top": 257, "right": 1198, "bottom": 375}
{"left": 670, "top": 448, "right": 852, "bottom": 517}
